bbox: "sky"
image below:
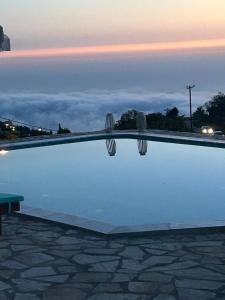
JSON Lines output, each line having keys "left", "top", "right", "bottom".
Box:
{"left": 1, "top": 0, "right": 225, "bottom": 130}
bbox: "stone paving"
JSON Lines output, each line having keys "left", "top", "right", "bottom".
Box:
{"left": 1, "top": 215, "right": 225, "bottom": 300}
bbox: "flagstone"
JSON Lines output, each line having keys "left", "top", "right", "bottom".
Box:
{"left": 11, "top": 245, "right": 36, "bottom": 252}
{"left": 128, "top": 281, "right": 160, "bottom": 293}
{"left": 35, "top": 274, "right": 69, "bottom": 283}
{"left": 143, "top": 256, "right": 177, "bottom": 266}
{"left": 21, "top": 267, "right": 56, "bottom": 278}
{"left": 83, "top": 248, "right": 119, "bottom": 255}
{"left": 72, "top": 254, "right": 119, "bottom": 264}
{"left": 121, "top": 259, "right": 147, "bottom": 272}
{"left": 152, "top": 295, "right": 176, "bottom": 300}
{"left": 177, "top": 288, "right": 216, "bottom": 300}
{"left": 43, "top": 285, "right": 86, "bottom": 300}
{"left": 139, "top": 272, "right": 173, "bottom": 283}
{"left": 2, "top": 214, "right": 225, "bottom": 299}
{"left": 0, "top": 270, "right": 15, "bottom": 280}
{"left": 12, "top": 279, "right": 50, "bottom": 292}
{"left": 15, "top": 294, "right": 41, "bottom": 300}
{"left": 93, "top": 283, "right": 122, "bottom": 293}
{"left": 16, "top": 253, "right": 55, "bottom": 266}
{"left": 72, "top": 273, "right": 111, "bottom": 283}
{"left": 175, "top": 279, "right": 225, "bottom": 290}
{"left": 119, "top": 246, "right": 146, "bottom": 259}
{"left": 0, "top": 260, "right": 28, "bottom": 270}
{"left": 87, "top": 293, "right": 150, "bottom": 300}
{"left": 89, "top": 260, "right": 119, "bottom": 272}
{"left": 112, "top": 273, "right": 136, "bottom": 282}
{"left": 0, "top": 281, "right": 11, "bottom": 291}
{"left": 0, "top": 249, "right": 11, "bottom": 260}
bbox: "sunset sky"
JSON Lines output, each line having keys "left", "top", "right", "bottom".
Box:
{"left": 1, "top": 0, "right": 225, "bottom": 130}
{"left": 2, "top": 0, "right": 225, "bottom": 50}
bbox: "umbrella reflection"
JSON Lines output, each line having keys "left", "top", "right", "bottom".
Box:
{"left": 105, "top": 113, "right": 116, "bottom": 156}
{"left": 136, "top": 111, "right": 148, "bottom": 156}
{"left": 137, "top": 139, "right": 148, "bottom": 156}
{"left": 106, "top": 139, "right": 117, "bottom": 156}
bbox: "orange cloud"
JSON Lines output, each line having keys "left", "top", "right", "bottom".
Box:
{"left": 1, "top": 39, "right": 225, "bottom": 59}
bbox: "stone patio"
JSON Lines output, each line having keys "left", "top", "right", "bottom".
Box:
{"left": 1, "top": 215, "right": 225, "bottom": 300}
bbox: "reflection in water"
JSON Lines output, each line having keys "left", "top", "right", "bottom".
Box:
{"left": 105, "top": 138, "right": 148, "bottom": 156}
{"left": 106, "top": 139, "right": 117, "bottom": 156}
{"left": 105, "top": 113, "right": 117, "bottom": 156}
{"left": 137, "top": 111, "right": 148, "bottom": 156}
{"left": 0, "top": 150, "right": 9, "bottom": 156}
{"left": 138, "top": 139, "right": 148, "bottom": 156}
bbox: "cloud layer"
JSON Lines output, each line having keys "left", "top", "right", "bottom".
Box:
{"left": 0, "top": 90, "right": 212, "bottom": 131}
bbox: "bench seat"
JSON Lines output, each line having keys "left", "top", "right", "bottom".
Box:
{"left": 0, "top": 193, "right": 24, "bottom": 203}
{"left": 0, "top": 193, "right": 24, "bottom": 235}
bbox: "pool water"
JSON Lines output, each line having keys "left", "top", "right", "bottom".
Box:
{"left": 0, "top": 139, "right": 225, "bottom": 226}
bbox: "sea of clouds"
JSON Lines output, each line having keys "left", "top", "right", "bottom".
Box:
{"left": 0, "top": 90, "right": 212, "bottom": 132}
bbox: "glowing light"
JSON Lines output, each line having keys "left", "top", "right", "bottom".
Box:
{"left": 201, "top": 126, "right": 214, "bottom": 135}
{"left": 208, "top": 128, "right": 214, "bottom": 135}
{"left": 1, "top": 38, "right": 225, "bottom": 59}
{"left": 0, "top": 150, "right": 9, "bottom": 156}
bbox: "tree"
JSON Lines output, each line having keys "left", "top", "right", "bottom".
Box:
{"left": 146, "top": 113, "right": 165, "bottom": 129}
{"left": 57, "top": 123, "right": 71, "bottom": 134}
{"left": 115, "top": 109, "right": 189, "bottom": 132}
{"left": 193, "top": 106, "right": 208, "bottom": 127}
{"left": 205, "top": 93, "right": 225, "bottom": 130}
{"left": 165, "top": 107, "right": 179, "bottom": 118}
{"left": 58, "top": 123, "right": 63, "bottom": 133}
{"left": 115, "top": 110, "right": 138, "bottom": 129}
{"left": 192, "top": 93, "right": 225, "bottom": 131}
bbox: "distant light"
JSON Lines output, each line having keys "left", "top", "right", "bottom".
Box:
{"left": 12, "top": 126, "right": 15, "bottom": 131}
{"left": 208, "top": 128, "right": 214, "bottom": 135}
{"left": 201, "top": 126, "right": 214, "bottom": 135}
{"left": 0, "top": 150, "right": 8, "bottom": 156}
{"left": 38, "top": 128, "right": 42, "bottom": 132}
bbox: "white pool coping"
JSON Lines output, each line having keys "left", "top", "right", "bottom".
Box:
{"left": 17, "top": 205, "right": 225, "bottom": 235}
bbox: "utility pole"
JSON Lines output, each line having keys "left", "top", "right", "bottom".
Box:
{"left": 186, "top": 84, "right": 195, "bottom": 131}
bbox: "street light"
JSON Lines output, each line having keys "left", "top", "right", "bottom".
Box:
{"left": 186, "top": 84, "right": 195, "bottom": 131}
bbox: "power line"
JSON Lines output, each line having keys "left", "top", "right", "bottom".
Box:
{"left": 0, "top": 116, "right": 57, "bottom": 133}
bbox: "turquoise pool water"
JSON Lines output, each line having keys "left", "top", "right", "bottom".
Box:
{"left": 0, "top": 139, "right": 225, "bottom": 226}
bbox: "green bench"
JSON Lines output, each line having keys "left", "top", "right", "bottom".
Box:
{"left": 0, "top": 193, "right": 24, "bottom": 235}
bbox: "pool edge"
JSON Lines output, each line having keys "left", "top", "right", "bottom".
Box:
{"left": 2, "top": 130, "right": 225, "bottom": 151}
{"left": 16, "top": 205, "right": 225, "bottom": 236}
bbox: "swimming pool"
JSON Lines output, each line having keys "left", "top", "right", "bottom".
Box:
{"left": 1, "top": 135, "right": 225, "bottom": 233}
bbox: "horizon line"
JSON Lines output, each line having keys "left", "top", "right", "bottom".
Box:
{"left": 1, "top": 38, "right": 225, "bottom": 59}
